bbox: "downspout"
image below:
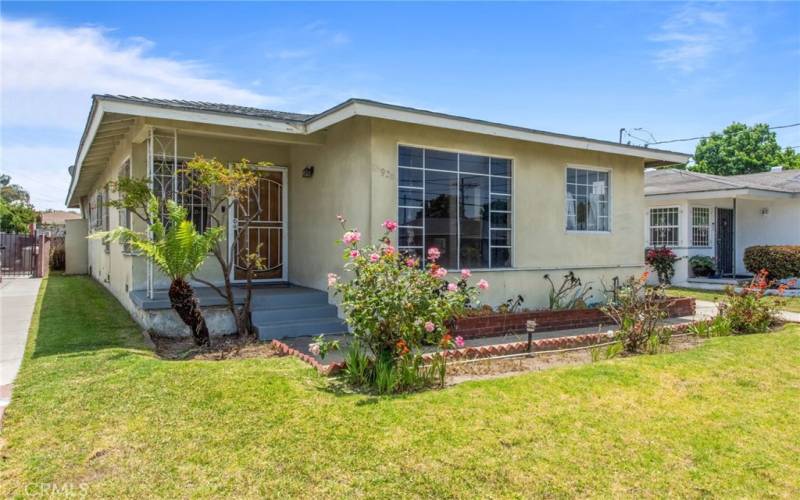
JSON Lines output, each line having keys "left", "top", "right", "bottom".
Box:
{"left": 732, "top": 197, "right": 737, "bottom": 278}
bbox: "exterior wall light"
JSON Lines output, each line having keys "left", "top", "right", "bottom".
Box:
{"left": 302, "top": 165, "right": 315, "bottom": 178}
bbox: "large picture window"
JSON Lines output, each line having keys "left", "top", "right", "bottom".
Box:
{"left": 566, "top": 167, "right": 609, "bottom": 232}
{"left": 691, "top": 207, "right": 710, "bottom": 247}
{"left": 649, "top": 207, "right": 679, "bottom": 246}
{"left": 397, "top": 145, "right": 512, "bottom": 269}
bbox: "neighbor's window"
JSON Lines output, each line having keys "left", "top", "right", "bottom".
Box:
{"left": 649, "top": 207, "right": 679, "bottom": 246}
{"left": 691, "top": 207, "right": 710, "bottom": 247}
{"left": 397, "top": 145, "right": 512, "bottom": 269}
{"left": 566, "top": 167, "right": 609, "bottom": 232}
{"left": 152, "top": 157, "right": 208, "bottom": 232}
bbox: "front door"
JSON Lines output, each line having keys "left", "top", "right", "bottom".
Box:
{"left": 231, "top": 167, "right": 287, "bottom": 282}
{"left": 716, "top": 208, "right": 734, "bottom": 277}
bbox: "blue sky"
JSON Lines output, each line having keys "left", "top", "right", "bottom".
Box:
{"left": 2, "top": 1, "right": 798, "bottom": 209}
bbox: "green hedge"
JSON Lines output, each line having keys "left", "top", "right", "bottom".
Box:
{"left": 743, "top": 246, "right": 800, "bottom": 280}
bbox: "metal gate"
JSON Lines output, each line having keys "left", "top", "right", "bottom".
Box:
{"left": 0, "top": 233, "right": 38, "bottom": 277}
{"left": 716, "top": 208, "right": 735, "bottom": 277}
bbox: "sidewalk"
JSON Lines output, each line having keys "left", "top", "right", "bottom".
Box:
{"left": 0, "top": 277, "right": 42, "bottom": 427}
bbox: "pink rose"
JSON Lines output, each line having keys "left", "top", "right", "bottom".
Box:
{"left": 309, "top": 343, "right": 321, "bottom": 356}
{"left": 427, "top": 247, "right": 441, "bottom": 261}
{"left": 383, "top": 245, "right": 396, "bottom": 256}
{"left": 432, "top": 267, "right": 447, "bottom": 279}
{"left": 369, "top": 253, "right": 380, "bottom": 263}
{"left": 405, "top": 258, "right": 416, "bottom": 268}
{"left": 477, "top": 279, "right": 489, "bottom": 290}
{"left": 447, "top": 283, "right": 458, "bottom": 292}
{"left": 461, "top": 269, "right": 472, "bottom": 279}
{"left": 455, "top": 336, "right": 465, "bottom": 348}
{"left": 424, "top": 321, "right": 435, "bottom": 333}
{"left": 327, "top": 273, "right": 338, "bottom": 287}
{"left": 350, "top": 250, "right": 359, "bottom": 259}
{"left": 342, "top": 230, "right": 361, "bottom": 245}
{"left": 382, "top": 219, "right": 398, "bottom": 232}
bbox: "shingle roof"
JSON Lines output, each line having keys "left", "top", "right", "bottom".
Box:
{"left": 96, "top": 95, "right": 313, "bottom": 123}
{"left": 645, "top": 168, "right": 800, "bottom": 196}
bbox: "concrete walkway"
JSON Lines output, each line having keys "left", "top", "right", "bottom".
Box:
{"left": 695, "top": 299, "right": 800, "bottom": 323}
{"left": 0, "top": 277, "right": 42, "bottom": 426}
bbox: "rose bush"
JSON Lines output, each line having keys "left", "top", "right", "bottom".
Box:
{"left": 645, "top": 247, "right": 680, "bottom": 285}
{"left": 326, "top": 216, "right": 486, "bottom": 392}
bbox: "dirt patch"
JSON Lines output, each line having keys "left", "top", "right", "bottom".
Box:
{"left": 150, "top": 334, "right": 279, "bottom": 361}
{"left": 447, "top": 334, "right": 705, "bottom": 385}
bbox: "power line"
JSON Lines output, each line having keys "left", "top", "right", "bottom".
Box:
{"left": 645, "top": 122, "right": 800, "bottom": 147}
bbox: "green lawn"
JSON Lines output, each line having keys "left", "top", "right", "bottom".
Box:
{"left": 664, "top": 286, "right": 800, "bottom": 312}
{"left": 2, "top": 275, "right": 799, "bottom": 498}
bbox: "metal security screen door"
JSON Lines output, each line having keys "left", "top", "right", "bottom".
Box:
{"left": 231, "top": 167, "right": 287, "bottom": 282}
{"left": 716, "top": 208, "right": 735, "bottom": 277}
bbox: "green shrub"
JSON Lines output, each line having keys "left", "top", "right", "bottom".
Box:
{"left": 602, "top": 273, "right": 670, "bottom": 354}
{"left": 719, "top": 270, "right": 780, "bottom": 334}
{"left": 743, "top": 245, "right": 800, "bottom": 280}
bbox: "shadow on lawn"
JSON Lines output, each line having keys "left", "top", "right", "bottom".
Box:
{"left": 30, "top": 274, "right": 148, "bottom": 359}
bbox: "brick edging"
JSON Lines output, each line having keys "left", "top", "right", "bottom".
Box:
{"left": 274, "top": 318, "right": 704, "bottom": 376}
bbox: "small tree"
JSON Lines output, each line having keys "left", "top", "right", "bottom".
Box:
{"left": 645, "top": 247, "right": 679, "bottom": 285}
{"left": 180, "top": 156, "right": 270, "bottom": 338}
{"left": 692, "top": 122, "right": 800, "bottom": 176}
{"left": 96, "top": 196, "right": 223, "bottom": 346}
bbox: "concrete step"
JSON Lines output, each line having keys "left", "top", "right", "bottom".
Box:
{"left": 251, "top": 304, "right": 339, "bottom": 323}
{"left": 255, "top": 317, "right": 348, "bottom": 340}
{"left": 250, "top": 289, "right": 330, "bottom": 309}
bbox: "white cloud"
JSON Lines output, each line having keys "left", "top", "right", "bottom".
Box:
{"left": 650, "top": 5, "right": 752, "bottom": 73}
{"left": 0, "top": 144, "right": 75, "bottom": 208}
{"left": 0, "top": 17, "right": 281, "bottom": 129}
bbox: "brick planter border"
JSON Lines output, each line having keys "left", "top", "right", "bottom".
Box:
{"left": 452, "top": 297, "right": 695, "bottom": 339}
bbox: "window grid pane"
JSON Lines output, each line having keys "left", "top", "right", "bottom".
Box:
{"left": 692, "top": 207, "right": 710, "bottom": 247}
{"left": 398, "top": 146, "right": 511, "bottom": 269}
{"left": 566, "top": 167, "right": 609, "bottom": 232}
{"left": 649, "top": 207, "right": 679, "bottom": 246}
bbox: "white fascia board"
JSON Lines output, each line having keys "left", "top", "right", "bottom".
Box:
{"left": 646, "top": 188, "right": 793, "bottom": 202}
{"left": 305, "top": 101, "right": 691, "bottom": 164}
{"left": 66, "top": 101, "right": 106, "bottom": 207}
{"left": 101, "top": 99, "right": 307, "bottom": 135}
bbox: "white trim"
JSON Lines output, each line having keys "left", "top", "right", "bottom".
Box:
{"left": 229, "top": 165, "right": 289, "bottom": 284}
{"left": 646, "top": 188, "right": 795, "bottom": 201}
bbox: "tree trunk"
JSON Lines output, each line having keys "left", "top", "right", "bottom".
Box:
{"left": 169, "top": 277, "right": 210, "bottom": 346}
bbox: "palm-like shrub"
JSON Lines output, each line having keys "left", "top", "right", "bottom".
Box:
{"left": 96, "top": 196, "right": 224, "bottom": 346}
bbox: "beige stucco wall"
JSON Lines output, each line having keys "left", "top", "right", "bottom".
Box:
{"left": 80, "top": 114, "right": 650, "bottom": 315}
{"left": 366, "top": 118, "right": 646, "bottom": 307}
{"left": 288, "top": 117, "right": 373, "bottom": 289}
{"left": 64, "top": 218, "right": 89, "bottom": 275}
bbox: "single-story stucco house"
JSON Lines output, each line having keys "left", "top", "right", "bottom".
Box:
{"left": 65, "top": 95, "right": 689, "bottom": 338}
{"left": 644, "top": 167, "right": 800, "bottom": 285}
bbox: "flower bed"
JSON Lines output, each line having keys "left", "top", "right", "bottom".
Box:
{"left": 452, "top": 297, "right": 695, "bottom": 339}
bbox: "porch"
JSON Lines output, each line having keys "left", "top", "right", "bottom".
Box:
{"left": 130, "top": 284, "right": 346, "bottom": 340}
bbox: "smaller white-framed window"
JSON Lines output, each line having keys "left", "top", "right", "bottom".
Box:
{"left": 649, "top": 207, "right": 679, "bottom": 247}
{"left": 691, "top": 207, "right": 711, "bottom": 247}
{"left": 566, "top": 166, "right": 610, "bottom": 232}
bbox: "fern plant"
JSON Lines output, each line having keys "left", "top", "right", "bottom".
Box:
{"left": 94, "top": 196, "right": 223, "bottom": 346}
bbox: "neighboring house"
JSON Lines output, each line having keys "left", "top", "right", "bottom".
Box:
{"left": 66, "top": 95, "right": 689, "bottom": 338}
{"left": 36, "top": 210, "right": 81, "bottom": 237}
{"left": 645, "top": 168, "right": 800, "bottom": 285}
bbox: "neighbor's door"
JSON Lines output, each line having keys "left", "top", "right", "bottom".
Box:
{"left": 716, "top": 208, "right": 734, "bottom": 277}
{"left": 232, "top": 168, "right": 287, "bottom": 282}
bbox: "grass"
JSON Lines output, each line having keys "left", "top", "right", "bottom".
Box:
{"left": 1, "top": 274, "right": 799, "bottom": 498}
{"left": 664, "top": 286, "right": 800, "bottom": 312}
